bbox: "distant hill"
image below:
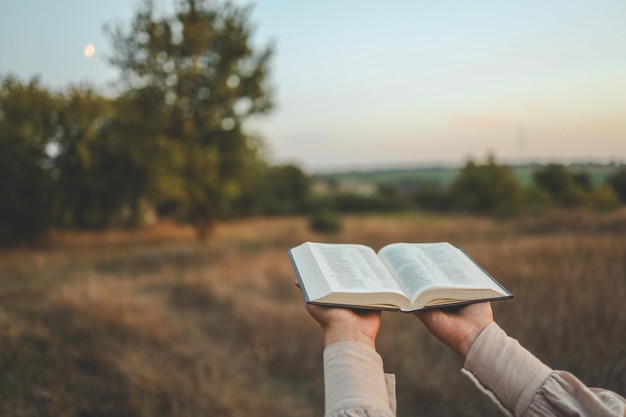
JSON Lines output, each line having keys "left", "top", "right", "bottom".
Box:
{"left": 314, "top": 162, "right": 621, "bottom": 190}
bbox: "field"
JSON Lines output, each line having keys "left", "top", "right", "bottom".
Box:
{"left": 1, "top": 210, "right": 625, "bottom": 416}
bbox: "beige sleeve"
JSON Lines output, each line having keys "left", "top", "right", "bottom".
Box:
{"left": 463, "top": 322, "right": 626, "bottom": 417}
{"left": 323, "top": 342, "right": 396, "bottom": 417}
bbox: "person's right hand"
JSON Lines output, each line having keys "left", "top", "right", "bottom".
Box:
{"left": 305, "top": 303, "right": 381, "bottom": 349}
{"left": 415, "top": 302, "right": 494, "bottom": 359}
{"left": 297, "top": 280, "right": 380, "bottom": 349}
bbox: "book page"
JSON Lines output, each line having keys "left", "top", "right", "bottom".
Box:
{"left": 378, "top": 244, "right": 442, "bottom": 299}
{"left": 415, "top": 244, "right": 479, "bottom": 286}
{"left": 380, "top": 242, "right": 502, "bottom": 300}
{"left": 415, "top": 243, "right": 503, "bottom": 291}
{"left": 308, "top": 243, "right": 404, "bottom": 293}
{"left": 380, "top": 242, "right": 508, "bottom": 302}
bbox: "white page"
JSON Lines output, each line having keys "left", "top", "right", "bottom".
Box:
{"left": 379, "top": 244, "right": 441, "bottom": 299}
{"left": 308, "top": 243, "right": 404, "bottom": 293}
{"left": 413, "top": 243, "right": 502, "bottom": 291}
{"left": 381, "top": 242, "right": 501, "bottom": 301}
{"left": 415, "top": 244, "right": 478, "bottom": 286}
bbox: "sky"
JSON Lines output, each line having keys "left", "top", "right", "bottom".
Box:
{"left": 1, "top": 0, "right": 625, "bottom": 172}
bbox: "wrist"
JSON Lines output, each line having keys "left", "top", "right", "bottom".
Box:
{"left": 324, "top": 325, "right": 377, "bottom": 349}
{"left": 456, "top": 320, "right": 492, "bottom": 358}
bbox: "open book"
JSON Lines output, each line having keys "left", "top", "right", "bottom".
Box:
{"left": 289, "top": 241, "right": 512, "bottom": 312}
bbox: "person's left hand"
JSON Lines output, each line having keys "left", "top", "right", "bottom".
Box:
{"left": 415, "top": 302, "right": 493, "bottom": 358}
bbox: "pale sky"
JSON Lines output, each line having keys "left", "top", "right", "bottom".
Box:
{"left": 1, "top": 0, "right": 625, "bottom": 172}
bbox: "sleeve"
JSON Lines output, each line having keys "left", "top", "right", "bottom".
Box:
{"left": 323, "top": 342, "right": 396, "bottom": 417}
{"left": 462, "top": 322, "right": 626, "bottom": 417}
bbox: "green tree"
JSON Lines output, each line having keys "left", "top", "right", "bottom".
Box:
{"left": 0, "top": 76, "right": 57, "bottom": 245}
{"left": 53, "top": 85, "right": 122, "bottom": 229}
{"left": 532, "top": 163, "right": 571, "bottom": 199}
{"left": 571, "top": 171, "right": 592, "bottom": 192}
{"left": 263, "top": 164, "right": 311, "bottom": 214}
{"left": 606, "top": 167, "right": 626, "bottom": 203}
{"left": 104, "top": 87, "right": 178, "bottom": 226}
{"left": 532, "top": 163, "right": 592, "bottom": 207}
{"left": 448, "top": 155, "right": 523, "bottom": 216}
{"left": 106, "top": 0, "right": 274, "bottom": 239}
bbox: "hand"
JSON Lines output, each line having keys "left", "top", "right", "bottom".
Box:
{"left": 305, "top": 303, "right": 381, "bottom": 349}
{"left": 415, "top": 302, "right": 494, "bottom": 359}
{"left": 296, "top": 281, "right": 380, "bottom": 349}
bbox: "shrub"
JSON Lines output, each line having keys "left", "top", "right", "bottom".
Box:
{"left": 589, "top": 185, "right": 621, "bottom": 211}
{"left": 522, "top": 186, "right": 553, "bottom": 215}
{"left": 309, "top": 210, "right": 343, "bottom": 233}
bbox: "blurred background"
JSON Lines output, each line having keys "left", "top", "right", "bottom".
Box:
{"left": 3, "top": 0, "right": 626, "bottom": 171}
{"left": 1, "top": 1, "right": 625, "bottom": 416}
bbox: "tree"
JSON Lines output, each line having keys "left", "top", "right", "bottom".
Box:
{"left": 106, "top": 0, "right": 274, "bottom": 239}
{"left": 532, "top": 163, "right": 590, "bottom": 207}
{"left": 263, "top": 164, "right": 311, "bottom": 214}
{"left": 532, "top": 163, "right": 571, "bottom": 199}
{"left": 53, "top": 85, "right": 122, "bottom": 229}
{"left": 102, "top": 86, "right": 178, "bottom": 226}
{"left": 571, "top": 171, "right": 592, "bottom": 192}
{"left": 0, "top": 76, "right": 57, "bottom": 245}
{"left": 606, "top": 167, "right": 626, "bottom": 203}
{"left": 448, "top": 155, "right": 523, "bottom": 216}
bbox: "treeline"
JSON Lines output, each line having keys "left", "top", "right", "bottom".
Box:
{"left": 312, "top": 155, "right": 626, "bottom": 225}
{"left": 0, "top": 0, "right": 312, "bottom": 246}
{"left": 421, "top": 156, "right": 625, "bottom": 215}
{"left": 4, "top": 65, "right": 625, "bottom": 245}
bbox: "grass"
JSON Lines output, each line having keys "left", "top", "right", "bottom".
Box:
{"left": 1, "top": 212, "right": 625, "bottom": 416}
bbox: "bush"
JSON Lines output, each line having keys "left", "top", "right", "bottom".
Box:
{"left": 522, "top": 186, "right": 553, "bottom": 215}
{"left": 309, "top": 210, "right": 343, "bottom": 233}
{"left": 589, "top": 185, "right": 621, "bottom": 211}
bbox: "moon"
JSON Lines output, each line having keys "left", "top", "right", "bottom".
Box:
{"left": 84, "top": 43, "right": 95, "bottom": 58}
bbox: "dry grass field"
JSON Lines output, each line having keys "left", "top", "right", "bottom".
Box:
{"left": 1, "top": 210, "right": 625, "bottom": 416}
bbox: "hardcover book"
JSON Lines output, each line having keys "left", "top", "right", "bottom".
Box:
{"left": 289, "top": 241, "right": 512, "bottom": 312}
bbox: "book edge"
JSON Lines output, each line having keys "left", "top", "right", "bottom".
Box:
{"left": 288, "top": 248, "right": 312, "bottom": 303}
{"left": 306, "top": 294, "right": 513, "bottom": 313}
{"left": 457, "top": 247, "right": 513, "bottom": 297}
{"left": 416, "top": 294, "right": 514, "bottom": 312}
